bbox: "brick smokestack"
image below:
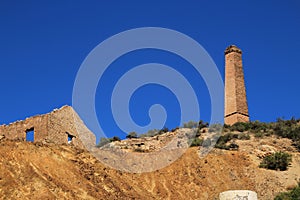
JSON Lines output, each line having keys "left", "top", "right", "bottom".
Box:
{"left": 224, "top": 45, "right": 249, "bottom": 125}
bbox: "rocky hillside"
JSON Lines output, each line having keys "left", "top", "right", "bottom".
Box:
{"left": 0, "top": 129, "right": 300, "bottom": 200}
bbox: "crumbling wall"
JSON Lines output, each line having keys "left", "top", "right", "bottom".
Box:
{"left": 0, "top": 106, "right": 96, "bottom": 149}
{"left": 47, "top": 106, "right": 96, "bottom": 148}
{"left": 0, "top": 114, "right": 48, "bottom": 141}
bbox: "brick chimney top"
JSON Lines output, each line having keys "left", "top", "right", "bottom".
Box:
{"left": 224, "top": 45, "right": 242, "bottom": 55}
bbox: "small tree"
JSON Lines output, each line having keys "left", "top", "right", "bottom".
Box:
{"left": 126, "top": 131, "right": 138, "bottom": 139}
{"left": 198, "top": 120, "right": 209, "bottom": 130}
{"left": 111, "top": 136, "right": 121, "bottom": 142}
{"left": 183, "top": 121, "right": 198, "bottom": 129}
{"left": 158, "top": 127, "right": 169, "bottom": 135}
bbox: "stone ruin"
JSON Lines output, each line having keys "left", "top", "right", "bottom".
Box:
{"left": 0, "top": 105, "right": 96, "bottom": 149}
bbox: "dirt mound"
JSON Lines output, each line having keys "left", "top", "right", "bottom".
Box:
{"left": 0, "top": 136, "right": 299, "bottom": 200}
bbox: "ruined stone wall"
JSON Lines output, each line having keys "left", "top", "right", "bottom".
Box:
{"left": 0, "top": 114, "right": 48, "bottom": 141}
{"left": 224, "top": 45, "right": 249, "bottom": 125}
{"left": 47, "top": 106, "right": 82, "bottom": 148}
{"left": 0, "top": 106, "right": 96, "bottom": 149}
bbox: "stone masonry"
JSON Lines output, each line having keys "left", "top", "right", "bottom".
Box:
{"left": 0, "top": 106, "right": 96, "bottom": 149}
{"left": 224, "top": 45, "right": 249, "bottom": 125}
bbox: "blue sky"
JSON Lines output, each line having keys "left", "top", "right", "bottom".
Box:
{"left": 0, "top": 1, "right": 299, "bottom": 139}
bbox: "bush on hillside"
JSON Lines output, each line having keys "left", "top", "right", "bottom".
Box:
{"left": 111, "top": 136, "right": 121, "bottom": 142}
{"left": 274, "top": 182, "right": 300, "bottom": 200}
{"left": 254, "top": 132, "right": 264, "bottom": 138}
{"left": 96, "top": 136, "right": 121, "bottom": 147}
{"left": 238, "top": 133, "right": 251, "bottom": 140}
{"left": 126, "top": 131, "right": 138, "bottom": 139}
{"left": 229, "top": 122, "right": 250, "bottom": 132}
{"left": 214, "top": 133, "right": 239, "bottom": 150}
{"left": 249, "top": 121, "right": 270, "bottom": 133}
{"left": 208, "top": 123, "right": 223, "bottom": 133}
{"left": 139, "top": 129, "right": 160, "bottom": 138}
{"left": 227, "top": 121, "right": 270, "bottom": 133}
{"left": 183, "top": 120, "right": 198, "bottom": 129}
{"left": 217, "top": 133, "right": 238, "bottom": 144}
{"left": 170, "top": 127, "right": 179, "bottom": 132}
{"left": 158, "top": 127, "right": 169, "bottom": 135}
{"left": 198, "top": 120, "right": 209, "bottom": 130}
{"left": 183, "top": 120, "right": 209, "bottom": 137}
{"left": 293, "top": 140, "right": 300, "bottom": 152}
{"left": 139, "top": 127, "right": 169, "bottom": 138}
{"left": 271, "top": 117, "right": 300, "bottom": 150}
{"left": 190, "top": 137, "right": 203, "bottom": 147}
{"left": 259, "top": 151, "right": 292, "bottom": 171}
{"left": 272, "top": 117, "right": 300, "bottom": 139}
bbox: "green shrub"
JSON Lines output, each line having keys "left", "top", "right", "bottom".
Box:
{"left": 223, "top": 124, "right": 231, "bottom": 129}
{"left": 215, "top": 143, "right": 230, "bottom": 150}
{"left": 183, "top": 120, "right": 208, "bottom": 138}
{"left": 214, "top": 132, "right": 250, "bottom": 150}
{"left": 249, "top": 121, "right": 270, "bottom": 133}
{"left": 126, "top": 131, "right": 138, "bottom": 139}
{"left": 171, "top": 127, "right": 179, "bottom": 132}
{"left": 208, "top": 123, "right": 223, "bottom": 133}
{"left": 214, "top": 133, "right": 239, "bottom": 150}
{"left": 270, "top": 118, "right": 300, "bottom": 154}
{"left": 217, "top": 133, "right": 238, "bottom": 144}
{"left": 190, "top": 137, "right": 203, "bottom": 147}
{"left": 226, "top": 121, "right": 271, "bottom": 134}
{"left": 158, "top": 127, "right": 169, "bottom": 135}
{"left": 272, "top": 117, "right": 300, "bottom": 141}
{"left": 254, "top": 132, "right": 264, "bottom": 138}
{"left": 274, "top": 182, "right": 300, "bottom": 200}
{"left": 96, "top": 136, "right": 121, "bottom": 147}
{"left": 259, "top": 151, "right": 292, "bottom": 171}
{"left": 230, "top": 122, "right": 249, "bottom": 132}
{"left": 238, "top": 133, "right": 250, "bottom": 140}
{"left": 215, "top": 142, "right": 239, "bottom": 150}
{"left": 293, "top": 141, "right": 300, "bottom": 152}
{"left": 137, "top": 127, "right": 168, "bottom": 138}
{"left": 228, "top": 143, "right": 239, "bottom": 150}
{"left": 139, "top": 129, "right": 159, "bottom": 138}
{"left": 111, "top": 136, "right": 121, "bottom": 142}
{"left": 183, "top": 120, "right": 198, "bottom": 128}
{"left": 195, "top": 129, "right": 202, "bottom": 137}
{"left": 198, "top": 120, "right": 209, "bottom": 130}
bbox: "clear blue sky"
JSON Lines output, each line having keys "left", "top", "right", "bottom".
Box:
{"left": 0, "top": 1, "right": 299, "bottom": 139}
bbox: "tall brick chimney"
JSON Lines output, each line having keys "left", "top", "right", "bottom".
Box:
{"left": 224, "top": 45, "right": 249, "bottom": 125}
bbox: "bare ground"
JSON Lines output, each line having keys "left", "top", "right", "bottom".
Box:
{"left": 0, "top": 134, "right": 299, "bottom": 200}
